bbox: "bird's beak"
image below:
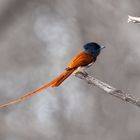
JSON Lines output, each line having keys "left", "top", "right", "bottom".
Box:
{"left": 101, "top": 45, "right": 105, "bottom": 49}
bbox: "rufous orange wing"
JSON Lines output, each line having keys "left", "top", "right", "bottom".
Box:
{"left": 0, "top": 51, "right": 96, "bottom": 108}
{"left": 67, "top": 51, "right": 96, "bottom": 69}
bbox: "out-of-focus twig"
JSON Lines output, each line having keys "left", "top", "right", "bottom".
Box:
{"left": 75, "top": 72, "right": 140, "bottom": 108}
{"left": 128, "top": 15, "right": 140, "bottom": 24}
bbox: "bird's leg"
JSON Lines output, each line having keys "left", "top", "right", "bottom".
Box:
{"left": 73, "top": 66, "right": 88, "bottom": 76}
{"left": 73, "top": 62, "right": 94, "bottom": 76}
{"left": 73, "top": 62, "right": 94, "bottom": 77}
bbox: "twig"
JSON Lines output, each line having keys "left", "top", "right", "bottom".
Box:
{"left": 128, "top": 15, "right": 140, "bottom": 24}
{"left": 75, "top": 72, "right": 140, "bottom": 108}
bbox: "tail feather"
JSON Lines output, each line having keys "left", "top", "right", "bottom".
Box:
{"left": 0, "top": 69, "right": 75, "bottom": 108}
{"left": 51, "top": 69, "right": 75, "bottom": 87}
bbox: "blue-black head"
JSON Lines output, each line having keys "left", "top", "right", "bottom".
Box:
{"left": 83, "top": 42, "right": 105, "bottom": 57}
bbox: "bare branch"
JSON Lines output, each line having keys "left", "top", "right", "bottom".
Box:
{"left": 75, "top": 72, "right": 140, "bottom": 108}
{"left": 128, "top": 15, "right": 140, "bottom": 24}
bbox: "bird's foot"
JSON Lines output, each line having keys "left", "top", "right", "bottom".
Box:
{"left": 74, "top": 71, "right": 88, "bottom": 77}
{"left": 73, "top": 67, "right": 88, "bottom": 77}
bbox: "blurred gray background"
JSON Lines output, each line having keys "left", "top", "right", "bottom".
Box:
{"left": 0, "top": 0, "right": 140, "bottom": 140}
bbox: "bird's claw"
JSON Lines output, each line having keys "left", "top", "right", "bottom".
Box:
{"left": 73, "top": 71, "right": 88, "bottom": 80}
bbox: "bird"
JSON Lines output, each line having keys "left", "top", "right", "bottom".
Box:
{"left": 0, "top": 42, "right": 105, "bottom": 108}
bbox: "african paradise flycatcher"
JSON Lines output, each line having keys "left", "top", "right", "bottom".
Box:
{"left": 0, "top": 42, "right": 105, "bottom": 108}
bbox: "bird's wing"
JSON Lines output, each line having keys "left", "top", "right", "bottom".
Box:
{"left": 67, "top": 51, "right": 96, "bottom": 69}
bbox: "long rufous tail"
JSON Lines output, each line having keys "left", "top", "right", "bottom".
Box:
{"left": 0, "top": 69, "right": 75, "bottom": 108}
